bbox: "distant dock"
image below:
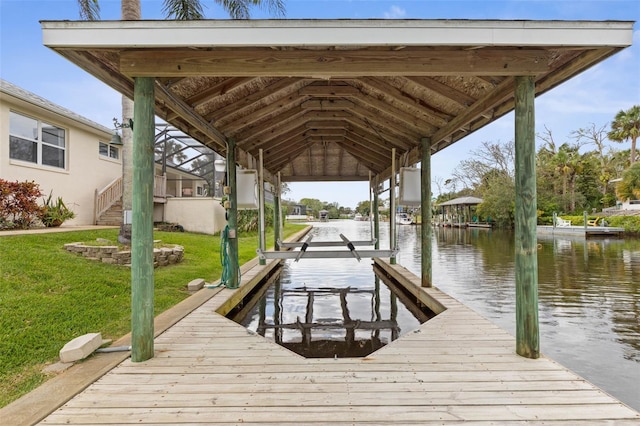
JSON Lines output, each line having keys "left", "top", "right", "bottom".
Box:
{"left": 538, "top": 225, "right": 624, "bottom": 238}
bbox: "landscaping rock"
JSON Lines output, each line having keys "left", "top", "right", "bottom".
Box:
{"left": 187, "top": 278, "right": 206, "bottom": 291}
{"left": 59, "top": 332, "right": 102, "bottom": 363}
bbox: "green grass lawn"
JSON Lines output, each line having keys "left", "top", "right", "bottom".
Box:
{"left": 0, "top": 223, "right": 306, "bottom": 407}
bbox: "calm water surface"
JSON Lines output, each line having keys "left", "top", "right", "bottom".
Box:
{"left": 394, "top": 223, "right": 640, "bottom": 411}
{"left": 242, "top": 220, "right": 639, "bottom": 410}
{"left": 237, "top": 222, "right": 429, "bottom": 358}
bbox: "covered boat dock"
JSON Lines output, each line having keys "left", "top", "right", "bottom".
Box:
{"left": 3, "top": 17, "right": 636, "bottom": 423}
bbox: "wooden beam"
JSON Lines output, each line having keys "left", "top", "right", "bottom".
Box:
{"left": 301, "top": 99, "right": 355, "bottom": 110}
{"left": 405, "top": 76, "right": 478, "bottom": 108}
{"left": 351, "top": 95, "right": 437, "bottom": 134}
{"left": 421, "top": 137, "right": 432, "bottom": 288}
{"left": 283, "top": 174, "right": 370, "bottom": 182}
{"left": 358, "top": 77, "right": 451, "bottom": 127}
{"left": 514, "top": 76, "right": 539, "bottom": 359}
{"left": 120, "top": 49, "right": 552, "bottom": 77}
{"left": 207, "top": 78, "right": 309, "bottom": 123}
{"left": 154, "top": 83, "right": 227, "bottom": 151}
{"left": 227, "top": 138, "right": 239, "bottom": 289}
{"left": 298, "top": 84, "right": 361, "bottom": 96}
{"left": 377, "top": 77, "right": 516, "bottom": 181}
{"left": 235, "top": 108, "right": 307, "bottom": 144}
{"left": 185, "top": 77, "right": 254, "bottom": 107}
{"left": 131, "top": 77, "right": 155, "bottom": 363}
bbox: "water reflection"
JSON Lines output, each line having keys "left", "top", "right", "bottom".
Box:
{"left": 234, "top": 223, "right": 430, "bottom": 358}
{"left": 396, "top": 225, "right": 640, "bottom": 411}
{"left": 232, "top": 221, "right": 639, "bottom": 409}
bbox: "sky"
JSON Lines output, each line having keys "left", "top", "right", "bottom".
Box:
{"left": 1, "top": 0, "right": 639, "bottom": 209}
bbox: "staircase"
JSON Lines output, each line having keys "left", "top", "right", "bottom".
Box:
{"left": 96, "top": 199, "right": 123, "bottom": 226}
{"left": 95, "top": 177, "right": 123, "bottom": 226}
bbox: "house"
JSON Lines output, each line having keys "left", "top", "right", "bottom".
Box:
{"left": 1, "top": 79, "right": 120, "bottom": 226}
{"left": 1, "top": 79, "right": 228, "bottom": 233}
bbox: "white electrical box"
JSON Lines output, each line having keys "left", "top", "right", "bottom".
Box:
{"left": 236, "top": 169, "right": 258, "bottom": 209}
{"left": 399, "top": 167, "right": 421, "bottom": 206}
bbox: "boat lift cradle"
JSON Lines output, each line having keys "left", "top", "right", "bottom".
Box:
{"left": 258, "top": 234, "right": 398, "bottom": 262}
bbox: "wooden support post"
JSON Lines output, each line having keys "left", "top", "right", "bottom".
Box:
{"left": 390, "top": 148, "right": 397, "bottom": 264}
{"left": 421, "top": 137, "right": 432, "bottom": 287}
{"left": 274, "top": 172, "right": 282, "bottom": 251}
{"left": 131, "top": 77, "right": 155, "bottom": 362}
{"left": 227, "top": 138, "right": 239, "bottom": 288}
{"left": 258, "top": 149, "right": 266, "bottom": 265}
{"left": 514, "top": 76, "right": 540, "bottom": 359}
{"left": 373, "top": 177, "right": 380, "bottom": 250}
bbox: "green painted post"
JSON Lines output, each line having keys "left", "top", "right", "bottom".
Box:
{"left": 258, "top": 149, "right": 266, "bottom": 265}
{"left": 227, "top": 139, "right": 239, "bottom": 288}
{"left": 514, "top": 76, "right": 540, "bottom": 359}
{"left": 421, "top": 137, "right": 432, "bottom": 287}
{"left": 373, "top": 178, "right": 380, "bottom": 250}
{"left": 131, "top": 77, "right": 155, "bottom": 362}
{"left": 390, "top": 149, "right": 397, "bottom": 265}
{"left": 274, "top": 172, "right": 282, "bottom": 251}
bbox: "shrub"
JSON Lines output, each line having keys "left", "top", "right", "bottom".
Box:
{"left": 0, "top": 179, "right": 43, "bottom": 229}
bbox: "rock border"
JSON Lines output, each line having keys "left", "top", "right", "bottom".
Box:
{"left": 64, "top": 242, "right": 184, "bottom": 267}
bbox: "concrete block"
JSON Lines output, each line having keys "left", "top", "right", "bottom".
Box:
{"left": 187, "top": 278, "right": 206, "bottom": 291}
{"left": 59, "top": 332, "right": 102, "bottom": 363}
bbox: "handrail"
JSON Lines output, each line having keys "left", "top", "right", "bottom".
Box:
{"left": 94, "top": 176, "right": 123, "bottom": 223}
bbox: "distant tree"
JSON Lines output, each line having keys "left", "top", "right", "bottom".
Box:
{"left": 608, "top": 105, "right": 640, "bottom": 165}
{"left": 616, "top": 162, "right": 640, "bottom": 202}
{"left": 355, "top": 200, "right": 371, "bottom": 216}
{"left": 572, "top": 123, "right": 623, "bottom": 207}
{"left": 476, "top": 172, "right": 515, "bottom": 228}
{"left": 299, "top": 198, "right": 323, "bottom": 217}
{"left": 157, "top": 140, "right": 188, "bottom": 165}
{"left": 451, "top": 140, "right": 514, "bottom": 191}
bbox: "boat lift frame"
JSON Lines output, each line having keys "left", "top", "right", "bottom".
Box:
{"left": 259, "top": 234, "right": 397, "bottom": 261}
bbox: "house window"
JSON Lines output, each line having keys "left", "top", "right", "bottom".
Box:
{"left": 99, "top": 142, "right": 119, "bottom": 159}
{"left": 9, "top": 111, "right": 66, "bottom": 169}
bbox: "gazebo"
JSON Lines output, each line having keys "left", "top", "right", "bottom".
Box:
{"left": 437, "top": 196, "right": 484, "bottom": 227}
{"left": 41, "top": 19, "right": 633, "bottom": 361}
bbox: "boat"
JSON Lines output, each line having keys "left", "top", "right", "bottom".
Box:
{"left": 396, "top": 213, "right": 413, "bottom": 225}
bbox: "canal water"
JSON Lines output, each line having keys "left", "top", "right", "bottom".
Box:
{"left": 235, "top": 222, "right": 434, "bottom": 358}
{"left": 237, "top": 220, "right": 640, "bottom": 411}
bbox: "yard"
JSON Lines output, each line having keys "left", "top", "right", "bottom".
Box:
{"left": 0, "top": 223, "right": 306, "bottom": 407}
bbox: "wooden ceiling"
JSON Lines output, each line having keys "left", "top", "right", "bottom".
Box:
{"left": 42, "top": 19, "right": 633, "bottom": 183}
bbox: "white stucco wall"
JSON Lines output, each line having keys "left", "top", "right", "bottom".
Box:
{"left": 0, "top": 86, "right": 120, "bottom": 226}
{"left": 164, "top": 197, "right": 226, "bottom": 235}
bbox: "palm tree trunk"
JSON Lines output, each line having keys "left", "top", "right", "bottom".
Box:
{"left": 118, "top": 0, "right": 141, "bottom": 243}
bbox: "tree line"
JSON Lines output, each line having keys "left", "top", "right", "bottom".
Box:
{"left": 435, "top": 105, "right": 639, "bottom": 228}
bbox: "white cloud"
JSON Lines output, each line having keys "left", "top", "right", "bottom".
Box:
{"left": 383, "top": 5, "right": 406, "bottom": 19}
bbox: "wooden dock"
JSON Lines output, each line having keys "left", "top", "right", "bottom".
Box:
{"left": 26, "top": 258, "right": 640, "bottom": 424}
{"left": 538, "top": 225, "right": 624, "bottom": 238}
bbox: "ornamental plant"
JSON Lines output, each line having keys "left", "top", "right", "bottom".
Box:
{"left": 39, "top": 191, "right": 75, "bottom": 227}
{"left": 0, "top": 179, "right": 43, "bottom": 229}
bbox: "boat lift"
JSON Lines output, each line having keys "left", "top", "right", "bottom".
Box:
{"left": 258, "top": 234, "right": 397, "bottom": 261}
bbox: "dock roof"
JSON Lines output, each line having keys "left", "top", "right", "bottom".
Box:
{"left": 41, "top": 19, "right": 634, "bottom": 183}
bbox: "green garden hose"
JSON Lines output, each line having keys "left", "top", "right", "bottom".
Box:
{"left": 206, "top": 224, "right": 240, "bottom": 289}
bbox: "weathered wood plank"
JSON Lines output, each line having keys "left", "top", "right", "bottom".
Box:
{"left": 64, "top": 390, "right": 616, "bottom": 408}
{"left": 120, "top": 49, "right": 552, "bottom": 78}
{"left": 39, "top": 403, "right": 638, "bottom": 424}
{"left": 36, "top": 258, "right": 640, "bottom": 425}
